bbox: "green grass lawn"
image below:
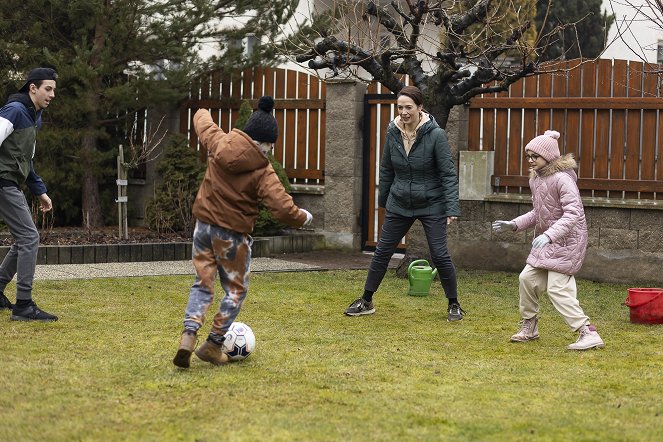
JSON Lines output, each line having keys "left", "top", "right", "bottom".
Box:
{"left": 1, "top": 269, "right": 662, "bottom": 442}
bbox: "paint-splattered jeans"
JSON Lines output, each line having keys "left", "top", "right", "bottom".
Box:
{"left": 183, "top": 220, "right": 252, "bottom": 336}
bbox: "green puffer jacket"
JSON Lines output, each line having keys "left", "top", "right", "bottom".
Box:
{"left": 378, "top": 114, "right": 460, "bottom": 217}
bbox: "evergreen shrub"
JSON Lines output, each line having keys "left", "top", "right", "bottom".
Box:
{"left": 145, "top": 134, "right": 204, "bottom": 235}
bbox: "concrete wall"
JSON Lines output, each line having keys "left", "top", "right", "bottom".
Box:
{"left": 447, "top": 199, "right": 663, "bottom": 285}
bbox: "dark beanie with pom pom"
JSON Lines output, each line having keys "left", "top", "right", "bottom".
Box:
{"left": 243, "top": 96, "right": 278, "bottom": 143}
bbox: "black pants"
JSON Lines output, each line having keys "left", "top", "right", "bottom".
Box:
{"left": 364, "top": 212, "right": 458, "bottom": 299}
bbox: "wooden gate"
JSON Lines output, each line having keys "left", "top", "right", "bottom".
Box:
{"left": 362, "top": 83, "right": 406, "bottom": 251}
{"left": 468, "top": 59, "right": 663, "bottom": 200}
{"left": 179, "top": 67, "right": 326, "bottom": 185}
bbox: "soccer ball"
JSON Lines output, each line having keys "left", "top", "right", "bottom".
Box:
{"left": 222, "top": 322, "right": 256, "bottom": 361}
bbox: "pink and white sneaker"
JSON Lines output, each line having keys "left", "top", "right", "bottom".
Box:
{"left": 567, "top": 324, "right": 605, "bottom": 350}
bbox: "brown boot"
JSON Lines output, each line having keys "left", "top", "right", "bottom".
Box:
{"left": 173, "top": 331, "right": 197, "bottom": 368}
{"left": 195, "top": 340, "right": 229, "bottom": 365}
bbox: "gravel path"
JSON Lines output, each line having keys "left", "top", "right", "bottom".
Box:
{"left": 34, "top": 251, "right": 401, "bottom": 280}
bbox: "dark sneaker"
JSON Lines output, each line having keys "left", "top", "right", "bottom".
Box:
{"left": 447, "top": 302, "right": 465, "bottom": 322}
{"left": 344, "top": 298, "right": 375, "bottom": 316}
{"left": 0, "top": 293, "right": 13, "bottom": 310}
{"left": 10, "top": 302, "right": 58, "bottom": 322}
{"left": 173, "top": 330, "right": 197, "bottom": 368}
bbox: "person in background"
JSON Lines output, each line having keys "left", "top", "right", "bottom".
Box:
{"left": 343, "top": 85, "right": 464, "bottom": 322}
{"left": 0, "top": 67, "right": 58, "bottom": 322}
{"left": 173, "top": 96, "right": 313, "bottom": 368}
{"left": 492, "top": 130, "right": 604, "bottom": 350}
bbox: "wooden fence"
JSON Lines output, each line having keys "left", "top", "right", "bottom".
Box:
{"left": 468, "top": 58, "right": 663, "bottom": 200}
{"left": 179, "top": 67, "right": 326, "bottom": 185}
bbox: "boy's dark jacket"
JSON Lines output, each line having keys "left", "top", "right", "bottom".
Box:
{"left": 0, "top": 93, "right": 48, "bottom": 195}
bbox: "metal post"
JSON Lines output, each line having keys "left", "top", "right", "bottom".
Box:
{"left": 116, "top": 144, "right": 129, "bottom": 239}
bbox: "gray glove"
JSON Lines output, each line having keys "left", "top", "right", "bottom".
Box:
{"left": 300, "top": 209, "right": 313, "bottom": 227}
{"left": 492, "top": 220, "right": 516, "bottom": 233}
{"left": 532, "top": 234, "right": 550, "bottom": 248}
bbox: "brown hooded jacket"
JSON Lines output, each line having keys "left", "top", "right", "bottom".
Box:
{"left": 191, "top": 109, "right": 307, "bottom": 234}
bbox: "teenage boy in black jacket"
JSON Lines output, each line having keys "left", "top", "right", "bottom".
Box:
{"left": 0, "top": 67, "right": 58, "bottom": 321}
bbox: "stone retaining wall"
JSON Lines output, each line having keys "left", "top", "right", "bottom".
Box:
{"left": 448, "top": 199, "right": 663, "bottom": 285}
{"left": 0, "top": 233, "right": 325, "bottom": 266}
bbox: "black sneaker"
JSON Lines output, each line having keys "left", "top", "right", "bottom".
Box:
{"left": 344, "top": 298, "right": 375, "bottom": 316}
{"left": 447, "top": 302, "right": 465, "bottom": 322}
{"left": 11, "top": 301, "right": 58, "bottom": 322}
{"left": 0, "top": 292, "right": 13, "bottom": 310}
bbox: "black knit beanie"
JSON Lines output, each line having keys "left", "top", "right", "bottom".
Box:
{"left": 243, "top": 96, "right": 278, "bottom": 143}
{"left": 19, "top": 67, "right": 58, "bottom": 92}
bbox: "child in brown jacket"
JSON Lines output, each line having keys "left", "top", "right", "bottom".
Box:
{"left": 173, "top": 96, "right": 312, "bottom": 368}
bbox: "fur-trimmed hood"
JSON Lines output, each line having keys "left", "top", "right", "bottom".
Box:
{"left": 530, "top": 153, "right": 578, "bottom": 179}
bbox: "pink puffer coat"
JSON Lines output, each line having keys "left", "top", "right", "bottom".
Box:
{"left": 513, "top": 154, "right": 588, "bottom": 275}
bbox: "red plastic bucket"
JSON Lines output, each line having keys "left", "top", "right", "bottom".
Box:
{"left": 624, "top": 288, "right": 663, "bottom": 324}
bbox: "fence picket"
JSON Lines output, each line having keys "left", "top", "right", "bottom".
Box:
{"left": 625, "top": 62, "right": 644, "bottom": 198}
{"left": 367, "top": 101, "right": 379, "bottom": 246}
{"left": 593, "top": 59, "right": 614, "bottom": 197}
{"left": 566, "top": 60, "right": 582, "bottom": 159}
{"left": 579, "top": 61, "right": 597, "bottom": 196}
{"left": 552, "top": 65, "right": 567, "bottom": 141}
{"left": 308, "top": 79, "right": 320, "bottom": 176}
{"left": 468, "top": 107, "right": 481, "bottom": 150}
{"left": 296, "top": 72, "right": 308, "bottom": 182}
{"left": 641, "top": 66, "right": 659, "bottom": 199}
{"left": 285, "top": 71, "right": 297, "bottom": 173}
{"left": 508, "top": 76, "right": 524, "bottom": 179}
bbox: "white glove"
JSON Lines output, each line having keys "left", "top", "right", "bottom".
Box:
{"left": 532, "top": 234, "right": 551, "bottom": 248}
{"left": 492, "top": 220, "right": 516, "bottom": 233}
{"left": 300, "top": 209, "right": 313, "bottom": 227}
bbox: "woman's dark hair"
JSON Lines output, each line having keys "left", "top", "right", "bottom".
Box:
{"left": 397, "top": 86, "right": 424, "bottom": 106}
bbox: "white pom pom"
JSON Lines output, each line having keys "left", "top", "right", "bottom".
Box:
{"left": 544, "top": 130, "right": 560, "bottom": 140}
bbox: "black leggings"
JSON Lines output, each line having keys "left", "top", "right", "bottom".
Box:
{"left": 364, "top": 211, "right": 458, "bottom": 299}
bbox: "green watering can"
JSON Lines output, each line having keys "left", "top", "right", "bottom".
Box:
{"left": 407, "top": 259, "right": 438, "bottom": 296}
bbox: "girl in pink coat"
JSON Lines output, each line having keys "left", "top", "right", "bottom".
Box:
{"left": 492, "top": 130, "right": 604, "bottom": 350}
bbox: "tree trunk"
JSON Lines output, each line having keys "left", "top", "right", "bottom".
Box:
{"left": 81, "top": 130, "right": 104, "bottom": 228}
{"left": 79, "top": 1, "right": 108, "bottom": 228}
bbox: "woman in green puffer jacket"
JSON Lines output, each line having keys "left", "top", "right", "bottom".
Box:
{"left": 344, "top": 86, "right": 464, "bottom": 321}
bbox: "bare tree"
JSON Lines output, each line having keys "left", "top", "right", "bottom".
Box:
{"left": 281, "top": 0, "right": 586, "bottom": 273}
{"left": 124, "top": 116, "right": 168, "bottom": 170}
{"left": 115, "top": 116, "right": 168, "bottom": 239}
{"left": 285, "top": 1, "right": 581, "bottom": 126}
{"left": 607, "top": 0, "right": 663, "bottom": 69}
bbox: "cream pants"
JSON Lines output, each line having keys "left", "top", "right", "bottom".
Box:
{"left": 518, "top": 264, "right": 589, "bottom": 331}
